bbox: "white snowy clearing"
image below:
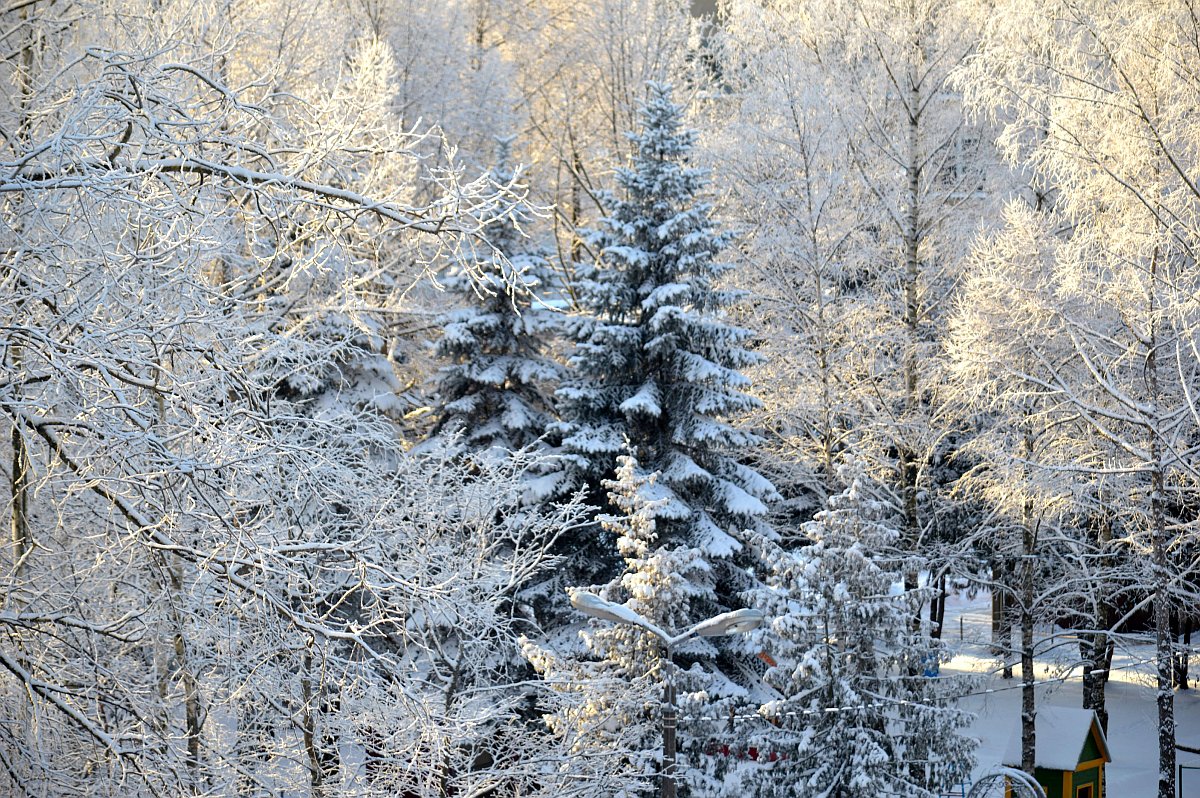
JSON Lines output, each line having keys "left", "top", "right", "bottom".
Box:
{"left": 942, "top": 590, "right": 1200, "bottom": 797}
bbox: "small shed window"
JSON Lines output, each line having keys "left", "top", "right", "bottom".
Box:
{"left": 1076, "top": 786, "right": 1093, "bottom": 798}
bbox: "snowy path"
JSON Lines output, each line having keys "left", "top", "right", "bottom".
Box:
{"left": 942, "top": 591, "right": 1200, "bottom": 796}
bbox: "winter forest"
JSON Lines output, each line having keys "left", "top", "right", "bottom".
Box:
{"left": 4, "top": 0, "right": 1200, "bottom": 796}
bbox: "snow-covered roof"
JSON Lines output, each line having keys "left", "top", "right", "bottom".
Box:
{"left": 1002, "top": 706, "right": 1111, "bottom": 771}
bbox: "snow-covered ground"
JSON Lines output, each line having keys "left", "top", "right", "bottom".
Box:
{"left": 942, "top": 590, "right": 1200, "bottom": 796}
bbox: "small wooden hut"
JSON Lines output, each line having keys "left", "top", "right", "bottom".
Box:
{"left": 1003, "top": 707, "right": 1111, "bottom": 798}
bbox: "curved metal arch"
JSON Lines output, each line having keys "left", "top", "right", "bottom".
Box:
{"left": 966, "top": 767, "right": 1048, "bottom": 798}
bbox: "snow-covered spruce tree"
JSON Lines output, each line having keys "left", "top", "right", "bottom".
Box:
{"left": 501, "top": 0, "right": 694, "bottom": 280}
{"left": 557, "top": 81, "right": 778, "bottom": 615}
{"left": 738, "top": 466, "right": 976, "bottom": 798}
{"left": 429, "top": 137, "right": 566, "bottom": 458}
{"left": 523, "top": 456, "right": 718, "bottom": 798}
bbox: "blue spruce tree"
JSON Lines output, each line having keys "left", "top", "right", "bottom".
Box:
{"left": 558, "top": 82, "right": 778, "bottom": 650}
{"left": 552, "top": 84, "right": 777, "bottom": 729}
{"left": 430, "top": 137, "right": 565, "bottom": 470}
{"left": 735, "top": 465, "right": 976, "bottom": 797}
{"left": 523, "top": 457, "right": 717, "bottom": 798}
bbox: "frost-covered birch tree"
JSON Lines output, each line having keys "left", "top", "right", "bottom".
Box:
{"left": 501, "top": 0, "right": 695, "bottom": 286}
{"left": 714, "top": 0, "right": 1000, "bottom": 622}
{"left": 958, "top": 4, "right": 1200, "bottom": 793}
{"left": 704, "top": 6, "right": 871, "bottom": 520}
{"left": 947, "top": 203, "right": 1111, "bottom": 773}
{"left": 0, "top": 1, "right": 562, "bottom": 794}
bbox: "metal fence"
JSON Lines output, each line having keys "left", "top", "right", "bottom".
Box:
{"left": 1181, "top": 764, "right": 1200, "bottom": 797}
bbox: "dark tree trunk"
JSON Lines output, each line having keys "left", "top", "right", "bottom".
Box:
{"left": 1146, "top": 247, "right": 1176, "bottom": 798}
{"left": 1020, "top": 548, "right": 1036, "bottom": 776}
{"left": 302, "top": 647, "right": 339, "bottom": 796}
{"left": 9, "top": 419, "right": 30, "bottom": 573}
{"left": 1174, "top": 626, "right": 1190, "bottom": 690}
{"left": 1082, "top": 514, "right": 1114, "bottom": 734}
{"left": 1081, "top": 627, "right": 1114, "bottom": 734}
{"left": 992, "top": 562, "right": 1015, "bottom": 679}
{"left": 929, "top": 572, "right": 947, "bottom": 640}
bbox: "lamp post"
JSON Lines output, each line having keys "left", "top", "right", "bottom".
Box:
{"left": 570, "top": 591, "right": 765, "bottom": 798}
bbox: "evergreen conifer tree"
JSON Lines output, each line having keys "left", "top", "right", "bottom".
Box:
{"left": 523, "top": 456, "right": 718, "bottom": 798}
{"left": 557, "top": 82, "right": 779, "bottom": 601}
{"left": 430, "top": 137, "right": 565, "bottom": 462}
{"left": 737, "top": 466, "right": 976, "bottom": 797}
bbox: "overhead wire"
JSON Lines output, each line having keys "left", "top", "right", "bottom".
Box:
{"left": 677, "top": 668, "right": 1084, "bottom": 724}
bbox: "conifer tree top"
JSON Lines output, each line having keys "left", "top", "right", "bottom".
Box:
{"left": 428, "top": 136, "right": 564, "bottom": 456}
{"left": 561, "top": 81, "right": 778, "bottom": 561}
